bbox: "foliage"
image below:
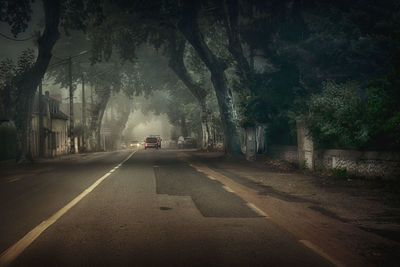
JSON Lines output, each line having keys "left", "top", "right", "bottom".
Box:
{"left": 0, "top": 0, "right": 33, "bottom": 36}
{"left": 305, "top": 81, "right": 363, "bottom": 148}
{"left": 305, "top": 79, "right": 400, "bottom": 150}
{"left": 0, "top": 122, "right": 16, "bottom": 160}
{"left": 0, "top": 49, "right": 35, "bottom": 119}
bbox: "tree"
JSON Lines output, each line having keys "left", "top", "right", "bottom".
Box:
{"left": 219, "top": 0, "right": 399, "bottom": 149}
{"left": 0, "top": 0, "right": 104, "bottom": 161}
{"left": 176, "top": 1, "right": 241, "bottom": 154}
{"left": 0, "top": 0, "right": 61, "bottom": 161}
{"left": 167, "top": 31, "right": 215, "bottom": 150}
{"left": 86, "top": 0, "right": 242, "bottom": 154}
{"left": 101, "top": 92, "right": 132, "bottom": 150}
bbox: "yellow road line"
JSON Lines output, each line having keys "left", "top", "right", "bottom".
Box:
{"left": 299, "top": 240, "right": 344, "bottom": 267}
{"left": 0, "top": 151, "right": 136, "bottom": 267}
{"left": 188, "top": 161, "right": 344, "bottom": 267}
{"left": 246, "top": 203, "right": 269, "bottom": 217}
{"left": 222, "top": 185, "right": 234, "bottom": 193}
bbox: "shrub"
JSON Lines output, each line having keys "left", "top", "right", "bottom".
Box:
{"left": 305, "top": 79, "right": 400, "bottom": 150}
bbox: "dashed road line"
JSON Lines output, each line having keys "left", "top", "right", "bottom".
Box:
{"left": 246, "top": 203, "right": 269, "bottom": 217}
{"left": 222, "top": 185, "right": 234, "bottom": 193}
{"left": 7, "top": 177, "right": 21, "bottom": 183}
{"left": 0, "top": 151, "right": 136, "bottom": 267}
{"left": 189, "top": 160, "right": 344, "bottom": 266}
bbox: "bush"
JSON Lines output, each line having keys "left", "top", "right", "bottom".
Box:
{"left": 305, "top": 79, "right": 400, "bottom": 150}
{"left": 305, "top": 81, "right": 364, "bottom": 149}
{"left": 0, "top": 122, "right": 16, "bottom": 160}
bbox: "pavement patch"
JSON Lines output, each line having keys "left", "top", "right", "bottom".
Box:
{"left": 154, "top": 157, "right": 260, "bottom": 218}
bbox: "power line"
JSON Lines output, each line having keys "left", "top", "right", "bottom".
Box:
{"left": 0, "top": 32, "right": 34, "bottom": 42}
{"left": 48, "top": 50, "right": 92, "bottom": 69}
{"left": 47, "top": 50, "right": 92, "bottom": 70}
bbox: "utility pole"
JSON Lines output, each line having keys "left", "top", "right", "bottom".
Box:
{"left": 38, "top": 80, "right": 44, "bottom": 157}
{"left": 82, "top": 73, "right": 86, "bottom": 151}
{"left": 69, "top": 56, "right": 75, "bottom": 154}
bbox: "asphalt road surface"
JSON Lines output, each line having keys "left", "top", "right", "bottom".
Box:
{"left": 0, "top": 149, "right": 333, "bottom": 266}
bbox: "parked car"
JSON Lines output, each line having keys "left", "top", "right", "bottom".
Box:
{"left": 178, "top": 136, "right": 196, "bottom": 149}
{"left": 177, "top": 136, "right": 184, "bottom": 149}
{"left": 145, "top": 137, "right": 160, "bottom": 149}
{"left": 183, "top": 137, "right": 196, "bottom": 148}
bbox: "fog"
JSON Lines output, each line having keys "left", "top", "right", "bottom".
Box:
{"left": 122, "top": 110, "right": 172, "bottom": 143}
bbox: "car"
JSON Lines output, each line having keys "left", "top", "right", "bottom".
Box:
{"left": 129, "top": 140, "right": 140, "bottom": 148}
{"left": 145, "top": 137, "right": 160, "bottom": 149}
{"left": 183, "top": 137, "right": 196, "bottom": 148}
{"left": 149, "top": 135, "right": 162, "bottom": 148}
{"left": 178, "top": 136, "right": 196, "bottom": 149}
{"left": 177, "top": 136, "right": 184, "bottom": 149}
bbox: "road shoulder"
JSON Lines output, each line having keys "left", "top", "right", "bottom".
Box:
{"left": 182, "top": 151, "right": 400, "bottom": 267}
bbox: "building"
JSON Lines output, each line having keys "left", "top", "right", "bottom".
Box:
{"left": 31, "top": 91, "right": 69, "bottom": 157}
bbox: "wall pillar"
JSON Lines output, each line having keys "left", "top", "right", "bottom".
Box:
{"left": 296, "top": 118, "right": 314, "bottom": 170}
{"left": 245, "top": 127, "right": 256, "bottom": 161}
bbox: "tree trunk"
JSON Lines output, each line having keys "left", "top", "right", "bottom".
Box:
{"left": 95, "top": 107, "right": 106, "bottom": 151}
{"left": 89, "top": 90, "right": 110, "bottom": 151}
{"left": 256, "top": 124, "right": 267, "bottom": 153}
{"left": 222, "top": 0, "right": 252, "bottom": 81}
{"left": 14, "top": 0, "right": 60, "bottom": 162}
{"left": 110, "top": 103, "right": 131, "bottom": 150}
{"left": 180, "top": 114, "right": 189, "bottom": 137}
{"left": 200, "top": 102, "right": 213, "bottom": 151}
{"left": 177, "top": 2, "right": 241, "bottom": 155}
{"left": 14, "top": 93, "right": 34, "bottom": 162}
{"left": 167, "top": 33, "right": 213, "bottom": 150}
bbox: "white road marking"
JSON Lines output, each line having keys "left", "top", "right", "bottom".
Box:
{"left": 222, "top": 185, "right": 234, "bottom": 193}
{"left": 153, "top": 165, "right": 159, "bottom": 168}
{"left": 0, "top": 151, "right": 136, "bottom": 267}
{"left": 299, "top": 240, "right": 344, "bottom": 267}
{"left": 7, "top": 177, "right": 21, "bottom": 183}
{"left": 207, "top": 175, "right": 216, "bottom": 180}
{"left": 247, "top": 203, "right": 269, "bottom": 217}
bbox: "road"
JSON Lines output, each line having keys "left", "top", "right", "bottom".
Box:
{"left": 0, "top": 149, "right": 333, "bottom": 266}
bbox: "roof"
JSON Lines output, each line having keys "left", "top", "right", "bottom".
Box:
{"left": 51, "top": 110, "right": 69, "bottom": 120}
{"left": 32, "top": 92, "right": 69, "bottom": 120}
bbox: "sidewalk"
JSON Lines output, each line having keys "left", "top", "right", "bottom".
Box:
{"left": 184, "top": 151, "right": 400, "bottom": 266}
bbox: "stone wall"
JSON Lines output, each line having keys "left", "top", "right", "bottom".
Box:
{"left": 268, "top": 145, "right": 298, "bottom": 165}
{"left": 268, "top": 145, "right": 400, "bottom": 179}
{"left": 314, "top": 149, "right": 400, "bottom": 179}
{"left": 266, "top": 118, "right": 400, "bottom": 179}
